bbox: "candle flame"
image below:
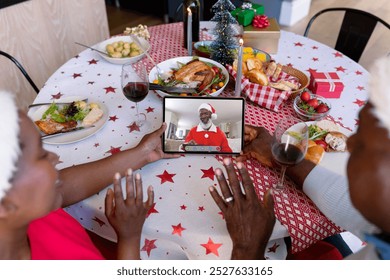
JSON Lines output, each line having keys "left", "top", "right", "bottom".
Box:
{"left": 187, "top": 7, "right": 192, "bottom": 16}
{"left": 239, "top": 38, "right": 244, "bottom": 46}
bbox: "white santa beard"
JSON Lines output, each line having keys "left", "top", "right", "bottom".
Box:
{"left": 200, "top": 119, "right": 212, "bottom": 130}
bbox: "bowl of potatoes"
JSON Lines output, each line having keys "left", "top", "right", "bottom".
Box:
{"left": 97, "top": 35, "right": 150, "bottom": 65}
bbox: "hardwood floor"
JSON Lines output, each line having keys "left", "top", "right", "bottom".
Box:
{"left": 106, "top": 0, "right": 390, "bottom": 70}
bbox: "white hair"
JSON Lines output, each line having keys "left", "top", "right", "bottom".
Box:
{"left": 0, "top": 91, "right": 21, "bottom": 200}
{"left": 368, "top": 55, "right": 390, "bottom": 137}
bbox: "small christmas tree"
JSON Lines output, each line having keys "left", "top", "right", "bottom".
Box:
{"left": 210, "top": 0, "right": 239, "bottom": 65}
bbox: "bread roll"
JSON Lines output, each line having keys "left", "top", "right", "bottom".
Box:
{"left": 265, "top": 61, "right": 277, "bottom": 76}
{"left": 246, "top": 57, "right": 263, "bottom": 71}
{"left": 325, "top": 131, "right": 347, "bottom": 152}
{"left": 245, "top": 69, "right": 268, "bottom": 86}
{"left": 233, "top": 59, "right": 248, "bottom": 75}
{"left": 305, "top": 145, "right": 325, "bottom": 165}
{"left": 82, "top": 107, "right": 104, "bottom": 126}
{"left": 269, "top": 82, "right": 291, "bottom": 91}
{"left": 279, "top": 80, "right": 299, "bottom": 90}
{"left": 272, "top": 63, "right": 283, "bottom": 80}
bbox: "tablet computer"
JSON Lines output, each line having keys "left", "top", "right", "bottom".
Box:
{"left": 162, "top": 96, "right": 245, "bottom": 155}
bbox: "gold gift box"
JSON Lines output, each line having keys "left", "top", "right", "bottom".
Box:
{"left": 243, "top": 18, "right": 281, "bottom": 54}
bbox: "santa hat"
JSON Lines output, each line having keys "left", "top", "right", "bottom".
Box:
{"left": 0, "top": 91, "right": 21, "bottom": 201}
{"left": 368, "top": 55, "right": 390, "bottom": 137}
{"left": 198, "top": 103, "right": 217, "bottom": 120}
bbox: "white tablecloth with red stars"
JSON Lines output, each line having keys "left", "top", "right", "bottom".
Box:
{"left": 32, "top": 22, "right": 370, "bottom": 259}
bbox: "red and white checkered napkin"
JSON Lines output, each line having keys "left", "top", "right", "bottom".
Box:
{"left": 227, "top": 65, "right": 300, "bottom": 112}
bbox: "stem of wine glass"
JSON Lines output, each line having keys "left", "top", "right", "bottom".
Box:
{"left": 274, "top": 165, "right": 287, "bottom": 191}
{"left": 135, "top": 102, "right": 142, "bottom": 127}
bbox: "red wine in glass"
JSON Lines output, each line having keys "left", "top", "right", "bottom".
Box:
{"left": 121, "top": 63, "right": 150, "bottom": 130}
{"left": 272, "top": 143, "right": 305, "bottom": 166}
{"left": 271, "top": 118, "right": 308, "bottom": 191}
{"left": 123, "top": 82, "right": 148, "bottom": 103}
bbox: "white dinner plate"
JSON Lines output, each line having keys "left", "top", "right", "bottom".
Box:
{"left": 148, "top": 56, "right": 229, "bottom": 98}
{"left": 28, "top": 97, "right": 108, "bottom": 145}
{"left": 288, "top": 121, "right": 351, "bottom": 176}
{"left": 96, "top": 35, "right": 150, "bottom": 65}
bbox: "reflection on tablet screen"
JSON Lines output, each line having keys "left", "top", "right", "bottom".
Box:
{"left": 163, "top": 96, "right": 245, "bottom": 155}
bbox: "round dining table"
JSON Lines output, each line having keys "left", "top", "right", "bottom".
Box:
{"left": 31, "top": 21, "right": 370, "bottom": 259}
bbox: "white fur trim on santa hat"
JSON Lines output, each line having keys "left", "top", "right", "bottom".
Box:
{"left": 368, "top": 55, "right": 390, "bottom": 137}
{"left": 0, "top": 91, "right": 21, "bottom": 200}
{"left": 198, "top": 103, "right": 217, "bottom": 120}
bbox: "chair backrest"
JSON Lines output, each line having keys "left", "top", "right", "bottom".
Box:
{"left": 0, "top": 50, "right": 40, "bottom": 94}
{"left": 304, "top": 8, "right": 390, "bottom": 62}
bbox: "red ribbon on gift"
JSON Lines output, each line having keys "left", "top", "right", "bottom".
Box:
{"left": 252, "top": 15, "right": 270, "bottom": 28}
{"left": 314, "top": 72, "right": 341, "bottom": 92}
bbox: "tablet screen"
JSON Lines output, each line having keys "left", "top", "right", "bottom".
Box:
{"left": 162, "top": 96, "right": 245, "bottom": 155}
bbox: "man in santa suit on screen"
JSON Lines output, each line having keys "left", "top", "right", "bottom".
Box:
{"left": 183, "top": 103, "right": 232, "bottom": 153}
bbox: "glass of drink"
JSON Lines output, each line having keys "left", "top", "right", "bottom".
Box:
{"left": 271, "top": 117, "right": 309, "bottom": 191}
{"left": 121, "top": 63, "right": 149, "bottom": 130}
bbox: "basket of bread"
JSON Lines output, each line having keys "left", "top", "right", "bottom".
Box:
{"left": 227, "top": 48, "right": 308, "bottom": 112}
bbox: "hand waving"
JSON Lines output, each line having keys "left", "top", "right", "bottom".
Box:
{"left": 105, "top": 169, "right": 154, "bottom": 259}
{"left": 209, "top": 158, "right": 275, "bottom": 260}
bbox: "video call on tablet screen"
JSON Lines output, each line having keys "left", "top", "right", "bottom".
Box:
{"left": 162, "top": 96, "right": 245, "bottom": 155}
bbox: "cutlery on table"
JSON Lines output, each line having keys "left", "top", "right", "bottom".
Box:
{"left": 149, "top": 83, "right": 198, "bottom": 94}
{"left": 129, "top": 34, "right": 165, "bottom": 79}
{"left": 41, "top": 125, "right": 95, "bottom": 140}
{"left": 28, "top": 98, "right": 88, "bottom": 108}
{"left": 74, "top": 42, "right": 108, "bottom": 56}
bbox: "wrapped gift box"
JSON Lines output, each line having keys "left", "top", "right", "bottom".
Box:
{"left": 243, "top": 18, "right": 280, "bottom": 54}
{"left": 231, "top": 3, "right": 264, "bottom": 26}
{"left": 308, "top": 71, "right": 344, "bottom": 98}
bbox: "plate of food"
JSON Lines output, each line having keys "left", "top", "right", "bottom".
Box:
{"left": 148, "top": 56, "right": 229, "bottom": 97}
{"left": 288, "top": 119, "right": 351, "bottom": 176}
{"left": 28, "top": 98, "right": 108, "bottom": 145}
{"left": 97, "top": 35, "right": 150, "bottom": 65}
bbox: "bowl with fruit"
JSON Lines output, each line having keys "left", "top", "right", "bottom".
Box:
{"left": 293, "top": 90, "right": 331, "bottom": 121}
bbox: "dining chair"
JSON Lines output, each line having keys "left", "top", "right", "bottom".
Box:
{"left": 303, "top": 8, "right": 390, "bottom": 63}
{"left": 0, "top": 50, "right": 40, "bottom": 94}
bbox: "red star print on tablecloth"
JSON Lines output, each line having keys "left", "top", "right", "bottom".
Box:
{"left": 141, "top": 239, "right": 157, "bottom": 257}
{"left": 201, "top": 238, "right": 222, "bottom": 256}
{"left": 307, "top": 67, "right": 317, "bottom": 73}
{"left": 88, "top": 59, "right": 98, "bottom": 64}
{"left": 312, "top": 57, "right": 319, "bottom": 62}
{"left": 104, "top": 86, "right": 116, "bottom": 94}
{"left": 355, "top": 70, "right": 363, "bottom": 75}
{"left": 146, "top": 203, "right": 159, "bottom": 217}
{"left": 106, "top": 146, "right": 122, "bottom": 155}
{"left": 156, "top": 170, "right": 176, "bottom": 184}
{"left": 72, "top": 73, "right": 82, "bottom": 79}
{"left": 267, "top": 242, "right": 280, "bottom": 253}
{"left": 201, "top": 167, "right": 215, "bottom": 180}
{"left": 334, "top": 52, "right": 343, "bottom": 58}
{"left": 357, "top": 86, "right": 365, "bottom": 91}
{"left": 87, "top": 81, "right": 95, "bottom": 85}
{"left": 335, "top": 66, "right": 347, "bottom": 72}
{"left": 127, "top": 122, "right": 140, "bottom": 132}
{"left": 109, "top": 115, "right": 118, "bottom": 122}
{"left": 172, "top": 223, "right": 186, "bottom": 236}
{"left": 353, "top": 99, "right": 366, "bottom": 107}
{"left": 145, "top": 106, "right": 155, "bottom": 113}
{"left": 180, "top": 205, "right": 187, "bottom": 210}
{"left": 294, "top": 42, "right": 303, "bottom": 47}
{"left": 92, "top": 216, "right": 106, "bottom": 227}
{"left": 94, "top": 143, "right": 100, "bottom": 147}
{"left": 198, "top": 206, "right": 205, "bottom": 212}
{"left": 312, "top": 46, "right": 318, "bottom": 50}
{"left": 51, "top": 92, "right": 63, "bottom": 99}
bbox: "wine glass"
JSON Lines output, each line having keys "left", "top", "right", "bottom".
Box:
{"left": 271, "top": 117, "right": 309, "bottom": 191}
{"left": 121, "top": 62, "right": 150, "bottom": 130}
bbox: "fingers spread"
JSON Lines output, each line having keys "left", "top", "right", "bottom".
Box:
{"left": 215, "top": 168, "right": 232, "bottom": 201}
{"left": 209, "top": 186, "right": 226, "bottom": 212}
{"left": 223, "top": 157, "right": 241, "bottom": 198}
{"left": 237, "top": 162, "right": 256, "bottom": 200}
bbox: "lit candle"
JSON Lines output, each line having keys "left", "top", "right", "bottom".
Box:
{"left": 187, "top": 7, "right": 192, "bottom": 56}
{"left": 235, "top": 39, "right": 244, "bottom": 97}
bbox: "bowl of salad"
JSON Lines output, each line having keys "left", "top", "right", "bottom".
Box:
{"left": 193, "top": 41, "right": 213, "bottom": 58}
{"left": 148, "top": 56, "right": 229, "bottom": 97}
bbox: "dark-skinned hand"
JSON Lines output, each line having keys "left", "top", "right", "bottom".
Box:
{"left": 209, "top": 157, "right": 276, "bottom": 260}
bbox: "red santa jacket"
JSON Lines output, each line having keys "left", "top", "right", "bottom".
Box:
{"left": 185, "top": 123, "right": 232, "bottom": 153}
